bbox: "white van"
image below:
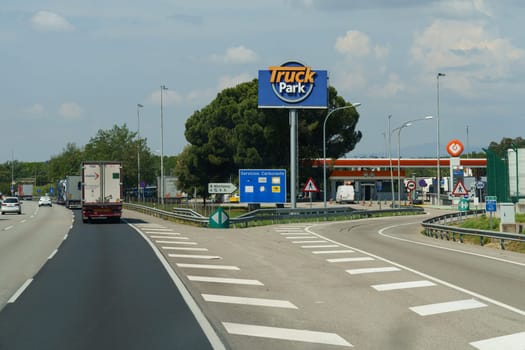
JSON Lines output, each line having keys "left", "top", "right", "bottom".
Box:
{"left": 336, "top": 185, "right": 355, "bottom": 204}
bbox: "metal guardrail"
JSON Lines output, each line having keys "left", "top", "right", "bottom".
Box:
{"left": 124, "top": 203, "right": 424, "bottom": 228}
{"left": 421, "top": 209, "right": 525, "bottom": 249}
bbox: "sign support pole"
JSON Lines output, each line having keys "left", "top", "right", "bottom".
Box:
{"left": 290, "top": 109, "right": 297, "bottom": 209}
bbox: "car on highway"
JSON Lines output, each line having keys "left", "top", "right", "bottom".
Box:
{"left": 38, "top": 196, "right": 53, "bottom": 207}
{"left": 1, "top": 197, "right": 22, "bottom": 215}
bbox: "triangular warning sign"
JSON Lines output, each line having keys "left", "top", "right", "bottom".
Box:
{"left": 452, "top": 180, "right": 468, "bottom": 196}
{"left": 302, "top": 177, "right": 319, "bottom": 192}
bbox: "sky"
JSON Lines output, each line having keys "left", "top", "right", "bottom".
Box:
{"left": 2, "top": 0, "right": 525, "bottom": 162}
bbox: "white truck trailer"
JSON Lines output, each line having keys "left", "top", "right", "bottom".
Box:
{"left": 81, "top": 161, "right": 123, "bottom": 223}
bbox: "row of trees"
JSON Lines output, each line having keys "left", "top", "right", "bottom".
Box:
{"left": 3, "top": 78, "right": 518, "bottom": 199}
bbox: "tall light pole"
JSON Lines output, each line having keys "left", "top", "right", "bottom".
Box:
{"left": 388, "top": 115, "right": 394, "bottom": 207}
{"left": 436, "top": 72, "right": 445, "bottom": 205}
{"left": 510, "top": 143, "right": 519, "bottom": 203}
{"left": 393, "top": 116, "right": 433, "bottom": 208}
{"left": 160, "top": 85, "right": 168, "bottom": 206}
{"left": 323, "top": 103, "right": 361, "bottom": 209}
{"left": 137, "top": 103, "right": 143, "bottom": 201}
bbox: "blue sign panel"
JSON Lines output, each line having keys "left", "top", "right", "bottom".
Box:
{"left": 485, "top": 196, "right": 497, "bottom": 212}
{"left": 258, "top": 60, "right": 328, "bottom": 109}
{"left": 239, "top": 169, "right": 286, "bottom": 203}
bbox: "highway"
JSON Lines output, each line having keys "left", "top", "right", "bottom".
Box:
{"left": 0, "top": 205, "right": 524, "bottom": 349}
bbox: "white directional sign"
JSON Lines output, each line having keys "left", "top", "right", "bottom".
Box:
{"left": 208, "top": 183, "right": 237, "bottom": 194}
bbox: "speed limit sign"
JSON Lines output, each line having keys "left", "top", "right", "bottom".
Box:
{"left": 406, "top": 180, "right": 416, "bottom": 191}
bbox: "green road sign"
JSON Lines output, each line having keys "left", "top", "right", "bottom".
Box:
{"left": 209, "top": 207, "right": 230, "bottom": 228}
{"left": 458, "top": 198, "right": 470, "bottom": 212}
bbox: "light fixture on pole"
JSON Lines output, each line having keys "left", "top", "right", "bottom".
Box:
{"left": 160, "top": 85, "right": 168, "bottom": 206}
{"left": 393, "top": 116, "right": 433, "bottom": 208}
{"left": 137, "top": 103, "right": 143, "bottom": 201}
{"left": 323, "top": 103, "right": 361, "bottom": 209}
{"left": 436, "top": 72, "right": 445, "bottom": 205}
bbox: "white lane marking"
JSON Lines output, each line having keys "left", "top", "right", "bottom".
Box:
{"left": 143, "top": 228, "right": 173, "bottom": 231}
{"left": 63, "top": 234, "right": 68, "bottom": 240}
{"left": 177, "top": 263, "right": 240, "bottom": 270}
{"left": 5, "top": 225, "right": 13, "bottom": 231}
{"left": 379, "top": 223, "right": 525, "bottom": 268}
{"left": 202, "top": 294, "right": 297, "bottom": 309}
{"left": 188, "top": 276, "right": 263, "bottom": 286}
{"left": 470, "top": 332, "right": 525, "bottom": 350}
{"left": 347, "top": 267, "right": 401, "bottom": 275}
{"left": 48, "top": 249, "right": 58, "bottom": 260}
{"left": 306, "top": 225, "right": 525, "bottom": 317}
{"left": 146, "top": 232, "right": 180, "bottom": 236}
{"left": 301, "top": 244, "right": 340, "bottom": 248}
{"left": 150, "top": 235, "right": 185, "bottom": 239}
{"left": 327, "top": 257, "right": 374, "bottom": 263}
{"left": 410, "top": 299, "right": 487, "bottom": 316}
{"left": 312, "top": 250, "right": 355, "bottom": 254}
{"left": 222, "top": 322, "right": 352, "bottom": 347}
{"left": 128, "top": 222, "right": 226, "bottom": 350}
{"left": 157, "top": 241, "right": 197, "bottom": 245}
{"left": 372, "top": 280, "right": 436, "bottom": 291}
{"left": 162, "top": 246, "right": 208, "bottom": 251}
{"left": 286, "top": 236, "right": 314, "bottom": 239}
{"left": 168, "top": 254, "right": 222, "bottom": 260}
{"left": 20, "top": 219, "right": 27, "bottom": 223}
{"left": 153, "top": 236, "right": 189, "bottom": 240}
{"left": 8, "top": 279, "right": 33, "bottom": 303}
{"left": 292, "top": 240, "right": 327, "bottom": 244}
{"left": 280, "top": 232, "right": 311, "bottom": 235}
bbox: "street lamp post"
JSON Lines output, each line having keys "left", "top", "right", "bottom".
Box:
{"left": 510, "top": 143, "right": 519, "bottom": 203}
{"left": 323, "top": 103, "right": 361, "bottom": 209}
{"left": 137, "top": 103, "right": 143, "bottom": 201}
{"left": 388, "top": 115, "right": 395, "bottom": 207}
{"left": 392, "top": 116, "right": 433, "bottom": 208}
{"left": 436, "top": 72, "right": 445, "bottom": 205}
{"left": 160, "top": 85, "right": 168, "bottom": 206}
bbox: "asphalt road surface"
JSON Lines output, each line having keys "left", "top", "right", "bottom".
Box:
{"left": 1, "top": 206, "right": 524, "bottom": 349}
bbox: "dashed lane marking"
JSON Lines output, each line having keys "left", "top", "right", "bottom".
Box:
{"left": 8, "top": 279, "right": 33, "bottom": 303}
{"left": 301, "top": 244, "right": 339, "bottom": 248}
{"left": 371, "top": 280, "right": 436, "bottom": 291}
{"left": 188, "top": 276, "right": 263, "bottom": 286}
{"left": 470, "top": 332, "right": 525, "bottom": 350}
{"left": 312, "top": 250, "right": 355, "bottom": 254}
{"left": 222, "top": 322, "right": 352, "bottom": 347}
{"left": 176, "top": 263, "right": 240, "bottom": 270}
{"left": 202, "top": 294, "right": 298, "bottom": 309}
{"left": 327, "top": 257, "right": 374, "bottom": 263}
{"left": 291, "top": 240, "right": 327, "bottom": 244}
{"left": 346, "top": 267, "right": 401, "bottom": 275}
{"left": 168, "top": 254, "right": 221, "bottom": 260}
{"left": 145, "top": 232, "right": 180, "bottom": 236}
{"left": 162, "top": 246, "right": 208, "bottom": 251}
{"left": 156, "top": 241, "right": 197, "bottom": 245}
{"left": 410, "top": 299, "right": 487, "bottom": 316}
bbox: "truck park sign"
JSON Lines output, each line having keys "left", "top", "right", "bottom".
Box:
{"left": 258, "top": 60, "right": 328, "bottom": 109}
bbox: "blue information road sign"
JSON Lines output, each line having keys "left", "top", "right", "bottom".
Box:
{"left": 485, "top": 196, "right": 497, "bottom": 212}
{"left": 239, "top": 169, "right": 286, "bottom": 203}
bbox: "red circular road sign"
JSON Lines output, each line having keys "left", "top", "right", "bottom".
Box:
{"left": 446, "top": 139, "right": 464, "bottom": 157}
{"left": 406, "top": 180, "right": 416, "bottom": 191}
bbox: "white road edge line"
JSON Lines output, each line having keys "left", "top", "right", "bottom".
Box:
{"left": 48, "top": 249, "right": 58, "bottom": 260}
{"left": 63, "top": 234, "right": 68, "bottom": 240}
{"left": 222, "top": 322, "right": 352, "bottom": 347}
{"left": 378, "top": 222, "right": 525, "bottom": 268}
{"left": 127, "top": 222, "right": 226, "bottom": 350}
{"left": 202, "top": 294, "right": 298, "bottom": 309}
{"left": 305, "top": 225, "right": 525, "bottom": 316}
{"left": 8, "top": 279, "right": 33, "bottom": 303}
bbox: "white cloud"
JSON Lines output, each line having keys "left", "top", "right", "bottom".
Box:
{"left": 217, "top": 73, "right": 252, "bottom": 90}
{"left": 411, "top": 19, "right": 525, "bottom": 95}
{"left": 25, "top": 104, "right": 45, "bottom": 116}
{"left": 368, "top": 73, "right": 405, "bottom": 98}
{"left": 31, "top": 11, "right": 74, "bottom": 32}
{"left": 59, "top": 102, "right": 83, "bottom": 121}
{"left": 211, "top": 45, "right": 258, "bottom": 64}
{"left": 335, "top": 30, "right": 370, "bottom": 57}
